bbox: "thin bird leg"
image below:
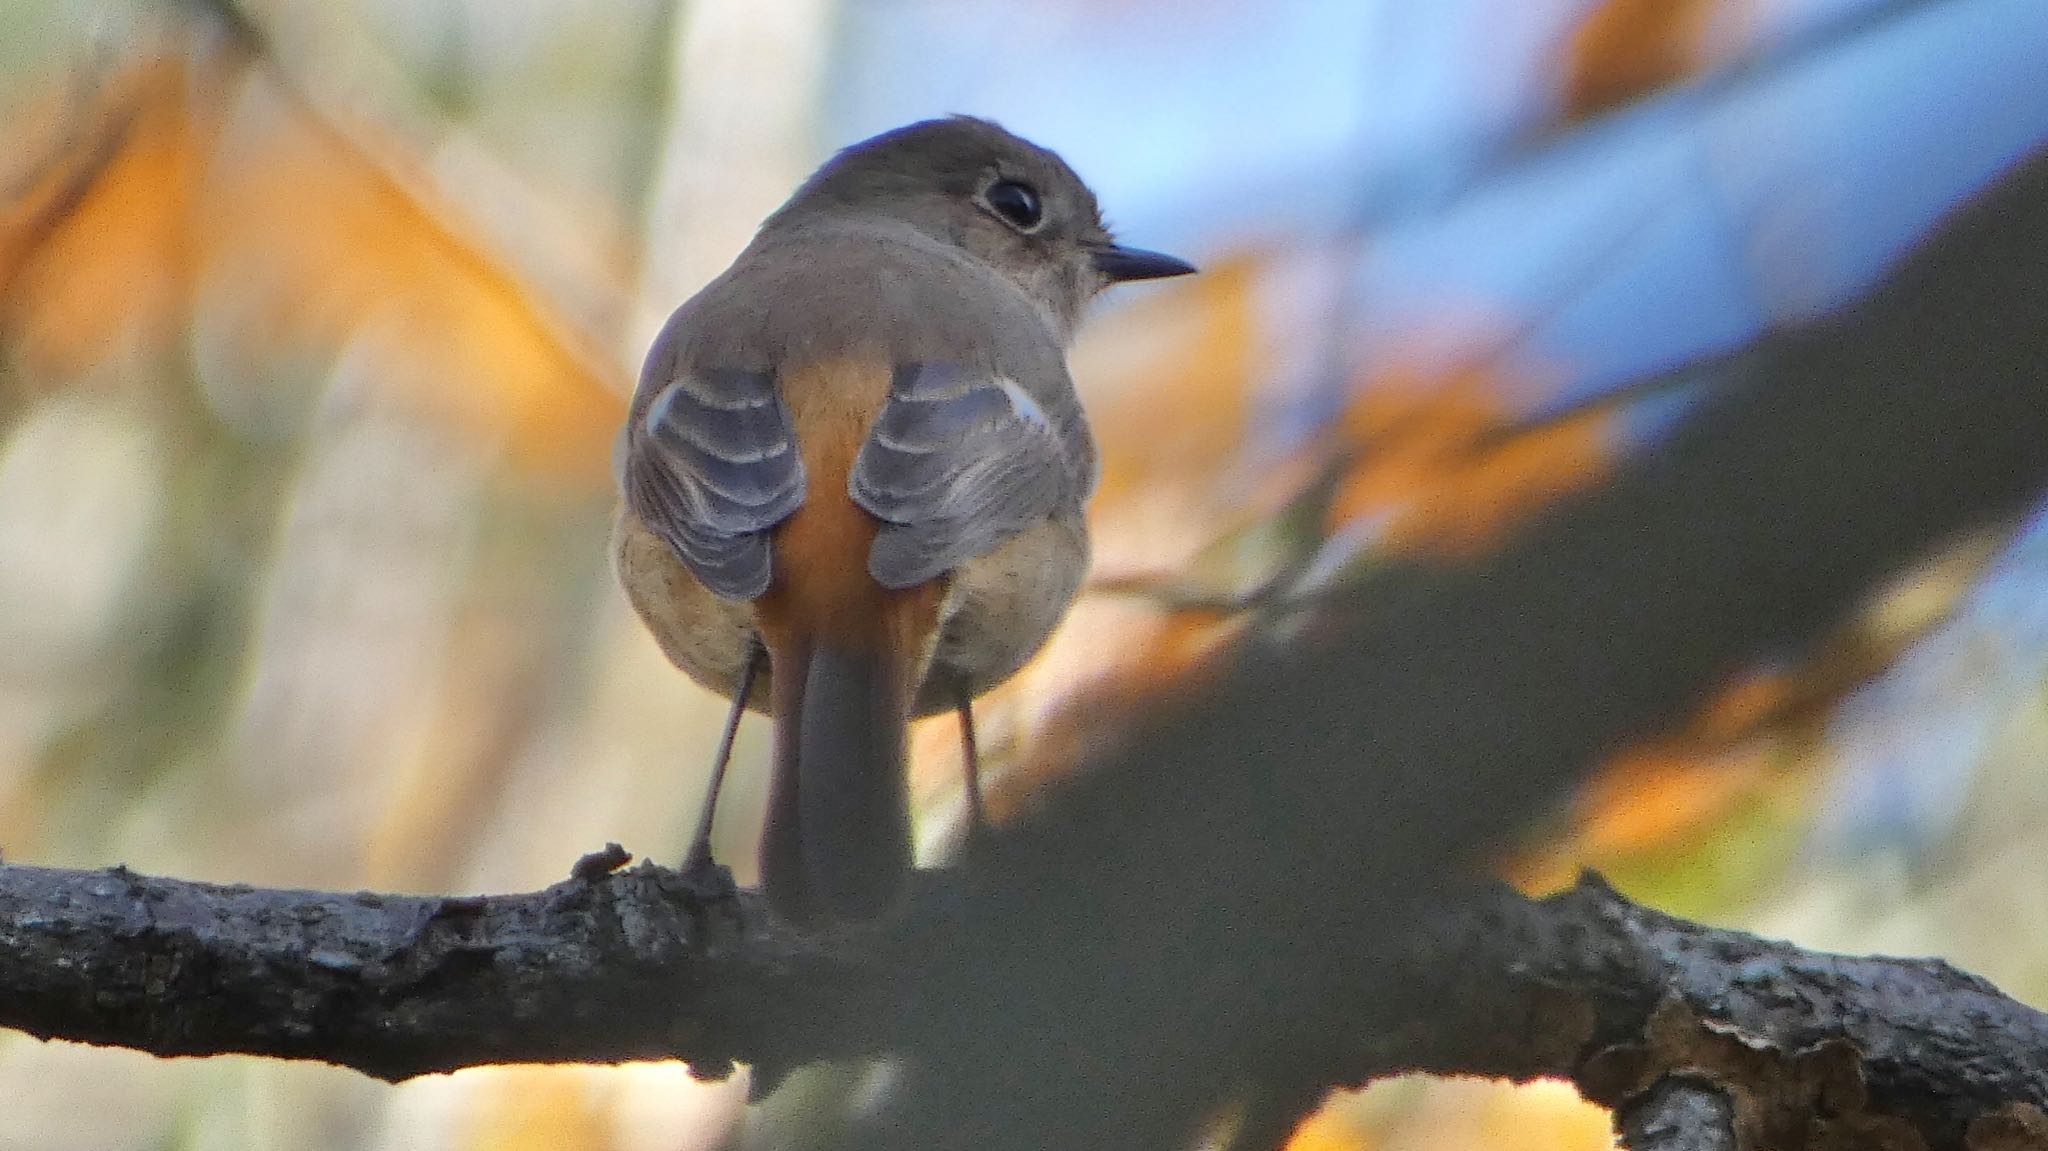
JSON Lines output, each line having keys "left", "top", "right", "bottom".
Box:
{"left": 684, "top": 640, "right": 762, "bottom": 878}
{"left": 956, "top": 681, "right": 988, "bottom": 845}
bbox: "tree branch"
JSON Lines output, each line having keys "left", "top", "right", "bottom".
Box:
{"left": 0, "top": 850, "right": 873, "bottom": 1083}
{"left": 8, "top": 857, "right": 2048, "bottom": 1150}
{"left": 1617, "top": 1079, "right": 1737, "bottom": 1151}
{"left": 1366, "top": 877, "right": 2048, "bottom": 1150}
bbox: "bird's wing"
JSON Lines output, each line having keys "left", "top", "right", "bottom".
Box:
{"left": 620, "top": 366, "right": 807, "bottom": 600}
{"left": 852, "top": 362, "right": 1092, "bottom": 589}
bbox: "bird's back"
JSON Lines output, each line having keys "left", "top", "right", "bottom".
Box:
{"left": 646, "top": 220, "right": 1077, "bottom": 406}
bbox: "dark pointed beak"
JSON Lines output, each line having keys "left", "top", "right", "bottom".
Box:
{"left": 1092, "top": 243, "right": 1197, "bottom": 283}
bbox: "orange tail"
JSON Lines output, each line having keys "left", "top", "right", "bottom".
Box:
{"left": 759, "top": 635, "right": 915, "bottom": 922}
{"left": 755, "top": 358, "right": 942, "bottom": 922}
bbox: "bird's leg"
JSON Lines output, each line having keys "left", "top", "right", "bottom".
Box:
{"left": 683, "top": 639, "right": 762, "bottom": 886}
{"left": 955, "top": 680, "right": 990, "bottom": 850}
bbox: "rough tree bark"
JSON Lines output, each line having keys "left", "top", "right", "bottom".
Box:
{"left": 4, "top": 91, "right": 2048, "bottom": 1151}
{"left": 4, "top": 863, "right": 2048, "bottom": 1151}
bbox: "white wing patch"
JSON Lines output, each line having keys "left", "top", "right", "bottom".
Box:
{"left": 998, "top": 377, "right": 1050, "bottom": 429}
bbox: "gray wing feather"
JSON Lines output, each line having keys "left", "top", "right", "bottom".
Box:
{"left": 852, "top": 363, "right": 1083, "bottom": 589}
{"left": 622, "top": 367, "right": 806, "bottom": 600}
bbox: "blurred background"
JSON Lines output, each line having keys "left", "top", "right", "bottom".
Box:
{"left": 3, "top": 0, "right": 2048, "bottom": 1148}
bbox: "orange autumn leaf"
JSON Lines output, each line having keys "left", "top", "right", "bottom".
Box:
{"left": 1080, "top": 249, "right": 1262, "bottom": 507}
{"left": 202, "top": 76, "right": 624, "bottom": 481}
{"left": 458, "top": 1070, "right": 615, "bottom": 1151}
{"left": 1561, "top": 0, "right": 1729, "bottom": 122}
{"left": 1, "top": 45, "right": 624, "bottom": 484}
{"left": 1555, "top": 744, "right": 1785, "bottom": 862}
{"left": 1512, "top": 667, "right": 1844, "bottom": 888}
{"left": 1513, "top": 532, "right": 1991, "bottom": 888}
{"left": 1289, "top": 1079, "right": 1614, "bottom": 1151}
{"left": 1393, "top": 1080, "right": 1615, "bottom": 1151}
{"left": 2, "top": 56, "right": 203, "bottom": 379}
{"left": 1282, "top": 1102, "right": 1370, "bottom": 1151}
{"left": 1328, "top": 363, "right": 1611, "bottom": 559}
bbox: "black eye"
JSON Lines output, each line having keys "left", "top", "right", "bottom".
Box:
{"left": 984, "top": 180, "right": 1043, "bottom": 230}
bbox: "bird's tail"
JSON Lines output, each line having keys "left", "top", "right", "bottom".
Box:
{"left": 759, "top": 638, "right": 913, "bottom": 922}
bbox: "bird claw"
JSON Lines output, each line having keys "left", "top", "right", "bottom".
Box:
{"left": 678, "top": 849, "right": 738, "bottom": 902}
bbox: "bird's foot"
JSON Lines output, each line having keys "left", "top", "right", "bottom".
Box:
{"left": 678, "top": 846, "right": 738, "bottom": 902}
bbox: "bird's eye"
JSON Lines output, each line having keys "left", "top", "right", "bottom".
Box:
{"left": 984, "top": 180, "right": 1044, "bottom": 230}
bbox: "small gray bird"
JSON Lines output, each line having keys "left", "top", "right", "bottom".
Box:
{"left": 614, "top": 116, "right": 1194, "bottom": 922}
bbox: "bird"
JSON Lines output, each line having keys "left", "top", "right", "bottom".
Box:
{"left": 613, "top": 116, "right": 1194, "bottom": 923}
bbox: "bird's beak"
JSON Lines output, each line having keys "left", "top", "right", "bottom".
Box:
{"left": 1092, "top": 243, "right": 1197, "bottom": 283}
